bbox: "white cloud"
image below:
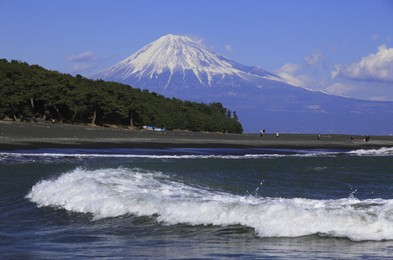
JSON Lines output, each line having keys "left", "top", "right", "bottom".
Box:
{"left": 187, "top": 34, "right": 205, "bottom": 47}
{"left": 332, "top": 45, "right": 393, "bottom": 83}
{"left": 67, "top": 51, "right": 96, "bottom": 62}
{"left": 224, "top": 44, "right": 232, "bottom": 52}
{"left": 276, "top": 63, "right": 310, "bottom": 87}
{"left": 67, "top": 50, "right": 106, "bottom": 75}
{"left": 324, "top": 83, "right": 362, "bottom": 96}
{"left": 369, "top": 96, "right": 390, "bottom": 101}
{"left": 304, "top": 50, "right": 322, "bottom": 66}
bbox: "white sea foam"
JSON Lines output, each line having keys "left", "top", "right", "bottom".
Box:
{"left": 26, "top": 167, "right": 393, "bottom": 241}
{"left": 2, "top": 147, "right": 392, "bottom": 161}
{"left": 0, "top": 152, "right": 314, "bottom": 160}
{"left": 347, "top": 147, "right": 393, "bottom": 156}
{"left": 0, "top": 150, "right": 344, "bottom": 160}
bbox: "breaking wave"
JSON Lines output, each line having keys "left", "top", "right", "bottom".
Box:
{"left": 347, "top": 147, "right": 393, "bottom": 156}
{"left": 27, "top": 167, "right": 393, "bottom": 241}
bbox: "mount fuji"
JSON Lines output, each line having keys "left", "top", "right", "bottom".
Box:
{"left": 94, "top": 34, "right": 393, "bottom": 134}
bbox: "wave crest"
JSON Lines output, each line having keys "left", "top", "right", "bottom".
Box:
{"left": 26, "top": 167, "right": 393, "bottom": 241}
{"left": 348, "top": 147, "right": 393, "bottom": 156}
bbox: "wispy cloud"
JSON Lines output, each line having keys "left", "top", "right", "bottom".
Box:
{"left": 67, "top": 51, "right": 97, "bottom": 62}
{"left": 324, "top": 83, "right": 362, "bottom": 97}
{"left": 67, "top": 50, "right": 105, "bottom": 74}
{"left": 275, "top": 63, "right": 310, "bottom": 87}
{"left": 224, "top": 44, "right": 232, "bottom": 52}
{"left": 332, "top": 45, "right": 393, "bottom": 83}
{"left": 369, "top": 96, "right": 390, "bottom": 101}
{"left": 187, "top": 34, "right": 206, "bottom": 47}
{"left": 304, "top": 49, "right": 322, "bottom": 66}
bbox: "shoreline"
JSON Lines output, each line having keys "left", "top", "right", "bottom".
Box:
{"left": 1, "top": 121, "right": 393, "bottom": 151}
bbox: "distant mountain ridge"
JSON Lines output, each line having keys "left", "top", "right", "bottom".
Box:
{"left": 94, "top": 34, "right": 393, "bottom": 134}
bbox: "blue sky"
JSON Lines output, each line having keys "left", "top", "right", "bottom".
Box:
{"left": 1, "top": 0, "right": 393, "bottom": 101}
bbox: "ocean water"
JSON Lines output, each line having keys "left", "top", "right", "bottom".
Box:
{"left": 1, "top": 147, "right": 393, "bottom": 259}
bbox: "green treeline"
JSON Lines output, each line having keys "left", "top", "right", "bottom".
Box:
{"left": 0, "top": 59, "right": 243, "bottom": 133}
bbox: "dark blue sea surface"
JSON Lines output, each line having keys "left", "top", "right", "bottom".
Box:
{"left": 1, "top": 147, "right": 393, "bottom": 259}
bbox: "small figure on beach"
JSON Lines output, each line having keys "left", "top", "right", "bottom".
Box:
{"left": 259, "top": 130, "right": 264, "bottom": 137}
{"left": 350, "top": 136, "right": 353, "bottom": 142}
{"left": 364, "top": 135, "right": 370, "bottom": 142}
{"left": 276, "top": 132, "right": 279, "bottom": 138}
{"left": 317, "top": 134, "right": 321, "bottom": 140}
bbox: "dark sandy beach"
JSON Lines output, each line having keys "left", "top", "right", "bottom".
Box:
{"left": 0, "top": 121, "right": 392, "bottom": 150}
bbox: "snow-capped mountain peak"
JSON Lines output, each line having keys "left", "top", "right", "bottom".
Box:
{"left": 92, "top": 34, "right": 393, "bottom": 134}
{"left": 95, "top": 34, "right": 278, "bottom": 88}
